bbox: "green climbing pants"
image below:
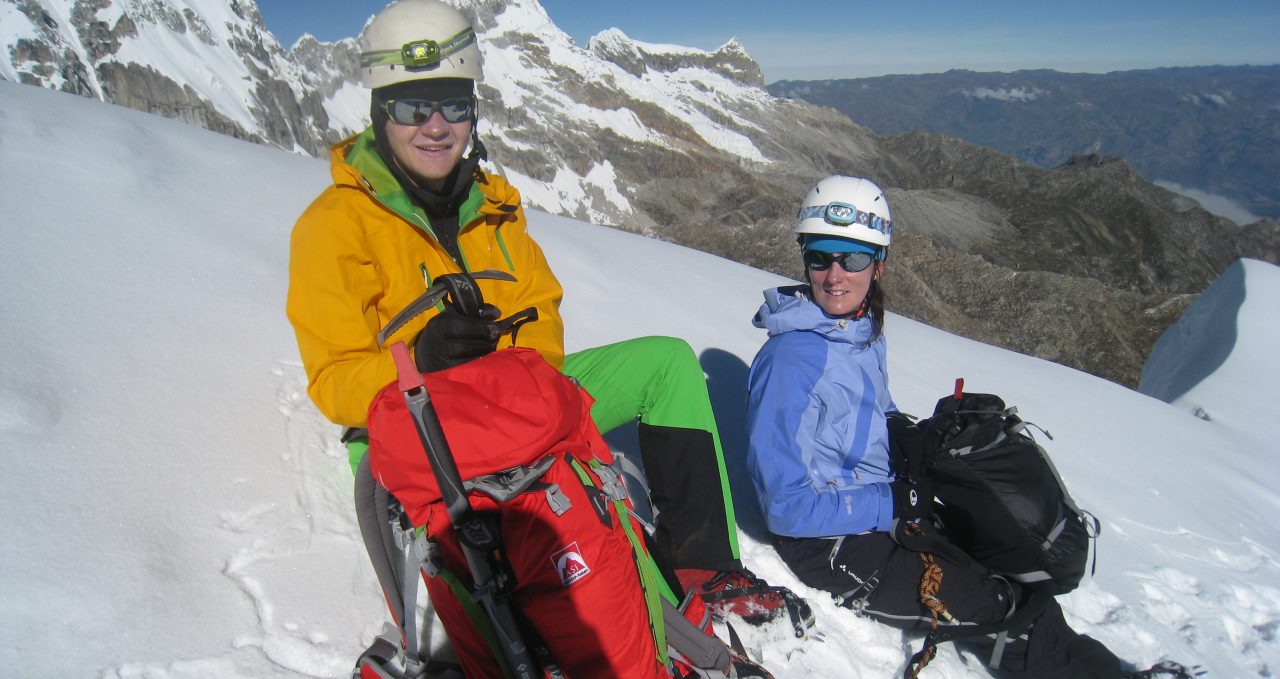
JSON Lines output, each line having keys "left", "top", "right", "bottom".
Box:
{"left": 563, "top": 335, "right": 740, "bottom": 571}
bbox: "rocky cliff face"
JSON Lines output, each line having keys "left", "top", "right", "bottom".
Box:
{"left": 4, "top": 0, "right": 1276, "bottom": 388}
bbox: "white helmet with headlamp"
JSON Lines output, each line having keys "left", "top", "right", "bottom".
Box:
{"left": 358, "top": 0, "right": 484, "bottom": 89}
{"left": 794, "top": 175, "right": 893, "bottom": 254}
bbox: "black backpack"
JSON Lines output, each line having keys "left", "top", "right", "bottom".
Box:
{"left": 914, "top": 383, "right": 1099, "bottom": 594}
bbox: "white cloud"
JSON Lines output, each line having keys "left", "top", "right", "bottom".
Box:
{"left": 963, "top": 86, "right": 1045, "bottom": 102}
{"left": 1183, "top": 92, "right": 1230, "bottom": 107}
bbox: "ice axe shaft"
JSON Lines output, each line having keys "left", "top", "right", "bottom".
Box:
{"left": 379, "top": 270, "right": 549, "bottom": 678}
{"left": 388, "top": 341, "right": 540, "bottom": 678}
{"left": 389, "top": 343, "right": 470, "bottom": 520}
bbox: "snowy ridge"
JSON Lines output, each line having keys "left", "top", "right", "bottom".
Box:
{"left": 589, "top": 27, "right": 701, "bottom": 56}
{"left": 1, "top": 0, "right": 792, "bottom": 225}
{"left": 412, "top": 0, "right": 783, "bottom": 222}
{"left": 2, "top": 80, "right": 1278, "bottom": 679}
{"left": 109, "top": 0, "right": 274, "bottom": 134}
{"left": 2, "top": 0, "right": 349, "bottom": 154}
{"left": 466, "top": 0, "right": 773, "bottom": 216}
{"left": 1140, "top": 259, "right": 1280, "bottom": 430}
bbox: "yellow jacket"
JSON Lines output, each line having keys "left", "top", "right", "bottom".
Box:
{"left": 287, "top": 130, "right": 565, "bottom": 427}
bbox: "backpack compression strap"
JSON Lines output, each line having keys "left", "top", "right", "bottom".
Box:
{"left": 566, "top": 455, "right": 673, "bottom": 664}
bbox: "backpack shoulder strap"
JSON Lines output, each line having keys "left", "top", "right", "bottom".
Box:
{"left": 662, "top": 595, "right": 731, "bottom": 674}
{"left": 355, "top": 454, "right": 428, "bottom": 675}
{"left": 355, "top": 455, "right": 406, "bottom": 631}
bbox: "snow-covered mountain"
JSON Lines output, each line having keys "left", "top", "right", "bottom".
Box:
{"left": 3, "top": 76, "right": 1280, "bottom": 679}
{"left": 1, "top": 0, "right": 357, "bottom": 154}
{"left": 0, "top": 0, "right": 856, "bottom": 225}
{"left": 5, "top": 0, "right": 1277, "bottom": 400}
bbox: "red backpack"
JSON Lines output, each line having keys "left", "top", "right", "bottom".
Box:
{"left": 363, "top": 348, "right": 736, "bottom": 679}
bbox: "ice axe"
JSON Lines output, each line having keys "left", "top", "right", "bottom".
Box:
{"left": 377, "top": 269, "right": 534, "bottom": 345}
{"left": 380, "top": 271, "right": 555, "bottom": 679}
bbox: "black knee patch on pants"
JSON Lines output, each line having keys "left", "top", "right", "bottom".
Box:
{"left": 638, "top": 423, "right": 737, "bottom": 571}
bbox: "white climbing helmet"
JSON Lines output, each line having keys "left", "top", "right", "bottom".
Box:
{"left": 794, "top": 175, "right": 893, "bottom": 249}
{"left": 358, "top": 0, "right": 485, "bottom": 89}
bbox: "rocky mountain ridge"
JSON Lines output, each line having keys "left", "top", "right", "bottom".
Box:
{"left": 769, "top": 66, "right": 1280, "bottom": 223}
{"left": 4, "top": 0, "right": 1277, "bottom": 387}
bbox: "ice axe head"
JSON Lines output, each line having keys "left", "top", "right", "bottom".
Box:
{"left": 435, "top": 272, "right": 487, "bottom": 318}
{"left": 376, "top": 270, "right": 516, "bottom": 345}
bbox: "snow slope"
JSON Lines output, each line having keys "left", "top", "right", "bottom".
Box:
{"left": 1, "top": 80, "right": 1277, "bottom": 678}
{"left": 1140, "top": 259, "right": 1280, "bottom": 430}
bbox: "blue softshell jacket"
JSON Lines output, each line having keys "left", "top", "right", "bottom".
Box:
{"left": 747, "top": 286, "right": 898, "bottom": 538}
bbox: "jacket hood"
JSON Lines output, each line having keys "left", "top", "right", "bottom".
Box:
{"left": 753, "top": 285, "right": 878, "bottom": 347}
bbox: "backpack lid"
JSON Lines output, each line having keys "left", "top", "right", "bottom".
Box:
{"left": 367, "top": 348, "right": 599, "bottom": 523}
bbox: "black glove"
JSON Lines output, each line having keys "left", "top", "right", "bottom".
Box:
{"left": 413, "top": 304, "right": 500, "bottom": 372}
{"left": 888, "top": 476, "right": 983, "bottom": 568}
{"left": 892, "top": 477, "right": 934, "bottom": 523}
{"left": 889, "top": 476, "right": 936, "bottom": 547}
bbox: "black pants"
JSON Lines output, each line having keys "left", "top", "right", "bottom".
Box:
{"left": 776, "top": 533, "right": 1124, "bottom": 678}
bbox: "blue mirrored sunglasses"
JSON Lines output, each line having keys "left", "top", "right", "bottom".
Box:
{"left": 803, "top": 249, "right": 876, "bottom": 273}
{"left": 383, "top": 97, "right": 475, "bottom": 125}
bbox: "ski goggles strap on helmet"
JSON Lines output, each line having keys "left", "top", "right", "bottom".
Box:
{"left": 798, "top": 202, "right": 893, "bottom": 237}
{"left": 360, "top": 28, "right": 477, "bottom": 71}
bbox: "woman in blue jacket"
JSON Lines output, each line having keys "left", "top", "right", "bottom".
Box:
{"left": 746, "top": 176, "right": 1181, "bottom": 678}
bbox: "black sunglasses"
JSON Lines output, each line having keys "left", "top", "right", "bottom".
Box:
{"left": 803, "top": 249, "right": 877, "bottom": 273}
{"left": 383, "top": 97, "right": 476, "bottom": 125}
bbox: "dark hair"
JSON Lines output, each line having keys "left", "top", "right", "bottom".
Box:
{"left": 866, "top": 278, "right": 885, "bottom": 342}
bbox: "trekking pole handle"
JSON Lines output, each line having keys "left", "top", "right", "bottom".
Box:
{"left": 389, "top": 342, "right": 470, "bottom": 521}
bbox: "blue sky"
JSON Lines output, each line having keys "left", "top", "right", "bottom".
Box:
{"left": 258, "top": 0, "right": 1280, "bottom": 82}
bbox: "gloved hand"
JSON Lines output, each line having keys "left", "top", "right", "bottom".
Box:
{"left": 888, "top": 476, "right": 982, "bottom": 567}
{"left": 889, "top": 476, "right": 936, "bottom": 547}
{"left": 413, "top": 304, "right": 501, "bottom": 372}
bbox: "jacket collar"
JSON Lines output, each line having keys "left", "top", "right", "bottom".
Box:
{"left": 753, "top": 285, "right": 878, "bottom": 347}
{"left": 328, "top": 129, "right": 520, "bottom": 226}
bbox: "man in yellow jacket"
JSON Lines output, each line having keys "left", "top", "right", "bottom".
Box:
{"left": 286, "top": 0, "right": 809, "bottom": 629}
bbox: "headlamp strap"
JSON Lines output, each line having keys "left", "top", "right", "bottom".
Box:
{"left": 798, "top": 203, "right": 893, "bottom": 235}
{"left": 360, "top": 27, "right": 477, "bottom": 70}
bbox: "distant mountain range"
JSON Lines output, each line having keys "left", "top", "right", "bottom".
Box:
{"left": 769, "top": 66, "right": 1280, "bottom": 223}
{"left": 3, "top": 0, "right": 1277, "bottom": 388}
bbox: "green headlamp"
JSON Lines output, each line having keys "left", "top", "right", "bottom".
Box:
{"left": 402, "top": 39, "right": 441, "bottom": 68}
{"left": 360, "top": 28, "right": 478, "bottom": 71}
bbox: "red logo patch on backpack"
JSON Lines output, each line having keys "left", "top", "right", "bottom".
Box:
{"left": 552, "top": 542, "right": 591, "bottom": 587}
